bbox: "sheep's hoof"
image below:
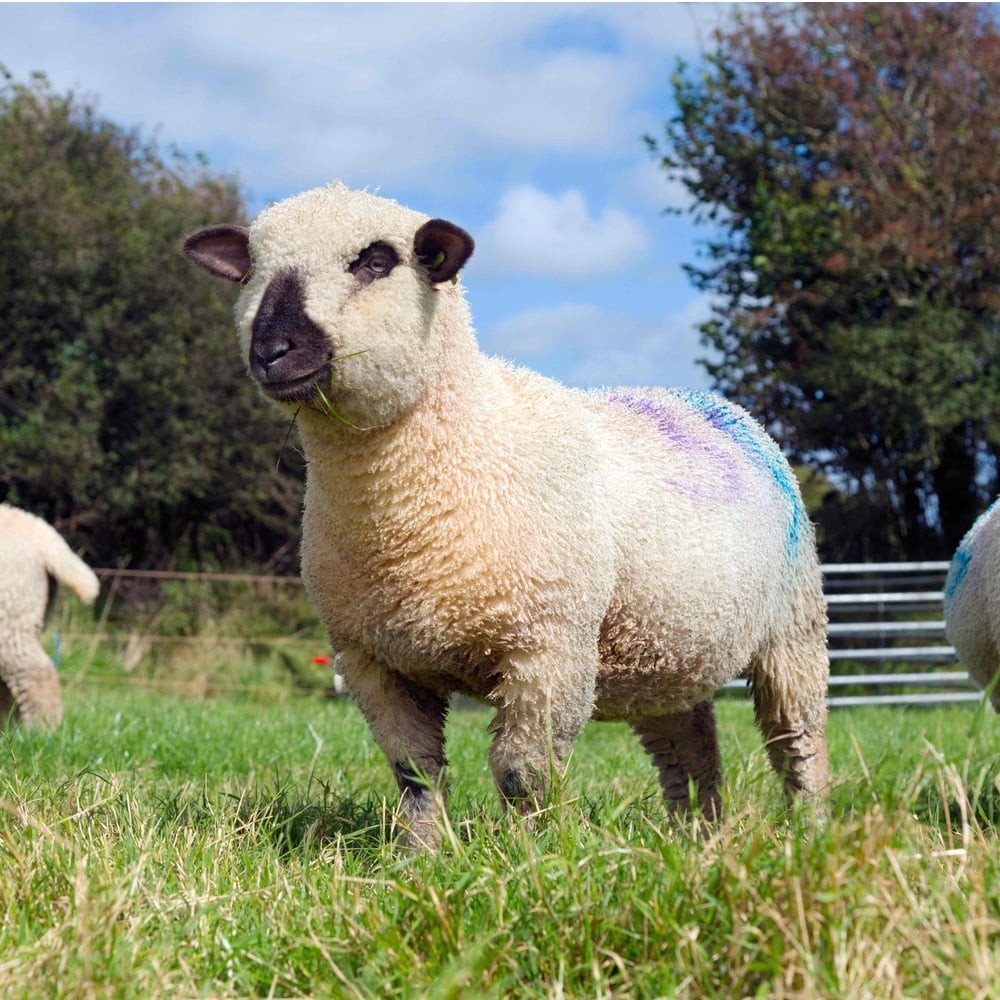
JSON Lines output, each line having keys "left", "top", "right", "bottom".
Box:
{"left": 499, "top": 769, "right": 546, "bottom": 816}
{"left": 394, "top": 814, "right": 442, "bottom": 852}
{"left": 498, "top": 769, "right": 531, "bottom": 802}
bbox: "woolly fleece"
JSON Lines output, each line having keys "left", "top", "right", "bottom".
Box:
{"left": 183, "top": 182, "right": 830, "bottom": 846}
{"left": 944, "top": 498, "right": 1000, "bottom": 710}
{"left": 0, "top": 504, "right": 99, "bottom": 727}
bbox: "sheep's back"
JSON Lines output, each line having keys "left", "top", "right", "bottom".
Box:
{"left": 0, "top": 506, "right": 58, "bottom": 633}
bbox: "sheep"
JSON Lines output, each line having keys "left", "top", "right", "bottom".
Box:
{"left": 944, "top": 498, "right": 1000, "bottom": 710}
{"left": 182, "top": 181, "right": 830, "bottom": 846}
{"left": 0, "top": 504, "right": 100, "bottom": 728}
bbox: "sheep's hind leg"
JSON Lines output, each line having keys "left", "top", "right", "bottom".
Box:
{"left": 0, "top": 642, "right": 63, "bottom": 729}
{"left": 338, "top": 651, "right": 448, "bottom": 850}
{"left": 0, "top": 679, "right": 16, "bottom": 725}
{"left": 749, "top": 637, "right": 829, "bottom": 803}
{"left": 632, "top": 700, "right": 722, "bottom": 821}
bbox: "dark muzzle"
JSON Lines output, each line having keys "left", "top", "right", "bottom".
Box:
{"left": 250, "top": 269, "right": 332, "bottom": 401}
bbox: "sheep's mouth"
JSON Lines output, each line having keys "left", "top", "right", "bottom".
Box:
{"left": 258, "top": 369, "right": 329, "bottom": 404}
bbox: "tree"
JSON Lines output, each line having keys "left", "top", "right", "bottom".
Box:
{"left": 650, "top": 3, "right": 1000, "bottom": 559}
{"left": 0, "top": 69, "right": 305, "bottom": 570}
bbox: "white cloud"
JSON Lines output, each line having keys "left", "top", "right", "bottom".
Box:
{"left": 482, "top": 295, "right": 717, "bottom": 390}
{"left": 475, "top": 186, "right": 649, "bottom": 280}
{"left": 0, "top": 5, "right": 661, "bottom": 196}
{"left": 626, "top": 159, "right": 697, "bottom": 213}
{"left": 487, "top": 302, "right": 608, "bottom": 355}
{"left": 608, "top": 4, "right": 736, "bottom": 55}
{"left": 0, "top": 2, "right": 721, "bottom": 392}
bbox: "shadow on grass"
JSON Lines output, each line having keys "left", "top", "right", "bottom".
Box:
{"left": 154, "top": 779, "right": 393, "bottom": 858}
{"left": 238, "top": 787, "right": 392, "bottom": 855}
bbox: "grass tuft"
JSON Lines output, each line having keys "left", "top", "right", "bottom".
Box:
{"left": 311, "top": 350, "right": 374, "bottom": 431}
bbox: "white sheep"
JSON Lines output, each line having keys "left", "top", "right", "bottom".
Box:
{"left": 0, "top": 504, "right": 100, "bottom": 728}
{"left": 944, "top": 499, "right": 1000, "bottom": 710}
{"left": 182, "top": 182, "right": 830, "bottom": 846}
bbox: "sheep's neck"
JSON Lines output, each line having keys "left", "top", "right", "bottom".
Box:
{"left": 298, "top": 349, "right": 508, "bottom": 539}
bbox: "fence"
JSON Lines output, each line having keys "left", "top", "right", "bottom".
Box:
{"left": 820, "top": 560, "right": 980, "bottom": 708}
{"left": 58, "top": 568, "right": 328, "bottom": 699}
{"left": 75, "top": 563, "right": 985, "bottom": 708}
{"left": 722, "top": 560, "right": 980, "bottom": 707}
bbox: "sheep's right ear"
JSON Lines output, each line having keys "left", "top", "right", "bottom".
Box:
{"left": 181, "top": 225, "right": 253, "bottom": 283}
{"left": 414, "top": 219, "right": 474, "bottom": 284}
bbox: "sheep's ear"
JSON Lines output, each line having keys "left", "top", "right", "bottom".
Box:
{"left": 414, "top": 219, "right": 474, "bottom": 284}
{"left": 181, "top": 225, "right": 253, "bottom": 283}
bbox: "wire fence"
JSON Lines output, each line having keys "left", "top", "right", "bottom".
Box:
{"left": 52, "top": 563, "right": 987, "bottom": 708}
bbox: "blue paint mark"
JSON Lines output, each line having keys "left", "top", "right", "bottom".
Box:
{"left": 673, "top": 390, "right": 805, "bottom": 556}
{"left": 944, "top": 547, "right": 972, "bottom": 602}
{"left": 606, "top": 388, "right": 806, "bottom": 558}
{"left": 944, "top": 496, "right": 1000, "bottom": 601}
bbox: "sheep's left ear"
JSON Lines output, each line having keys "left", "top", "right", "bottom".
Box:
{"left": 414, "top": 219, "right": 474, "bottom": 284}
{"left": 181, "top": 225, "right": 253, "bottom": 283}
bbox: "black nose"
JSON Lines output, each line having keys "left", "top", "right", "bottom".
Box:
{"left": 252, "top": 334, "right": 291, "bottom": 372}
{"left": 250, "top": 269, "right": 330, "bottom": 385}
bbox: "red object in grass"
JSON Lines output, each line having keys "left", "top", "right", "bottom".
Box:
{"left": 312, "top": 655, "right": 330, "bottom": 665}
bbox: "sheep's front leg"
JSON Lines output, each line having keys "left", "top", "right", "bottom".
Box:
{"left": 632, "top": 701, "right": 722, "bottom": 821}
{"left": 337, "top": 650, "right": 448, "bottom": 849}
{"left": 488, "top": 649, "right": 596, "bottom": 817}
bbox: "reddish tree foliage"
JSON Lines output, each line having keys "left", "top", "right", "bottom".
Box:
{"left": 653, "top": 3, "right": 1000, "bottom": 559}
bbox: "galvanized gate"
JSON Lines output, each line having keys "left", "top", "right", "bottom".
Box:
{"left": 726, "top": 561, "right": 986, "bottom": 708}
{"left": 822, "top": 561, "right": 981, "bottom": 707}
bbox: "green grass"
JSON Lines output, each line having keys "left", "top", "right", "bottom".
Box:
{"left": 2, "top": 648, "right": 999, "bottom": 997}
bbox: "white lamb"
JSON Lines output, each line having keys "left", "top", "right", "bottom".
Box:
{"left": 944, "top": 499, "right": 1000, "bottom": 710}
{"left": 0, "top": 504, "right": 100, "bottom": 728}
{"left": 182, "top": 182, "right": 829, "bottom": 846}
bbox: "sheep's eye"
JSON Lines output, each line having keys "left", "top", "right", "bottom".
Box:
{"left": 348, "top": 242, "right": 399, "bottom": 285}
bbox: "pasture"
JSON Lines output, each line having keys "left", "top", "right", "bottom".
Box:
{"left": 1, "top": 596, "right": 998, "bottom": 998}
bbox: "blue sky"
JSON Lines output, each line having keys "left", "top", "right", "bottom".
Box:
{"left": 1, "top": 2, "right": 734, "bottom": 390}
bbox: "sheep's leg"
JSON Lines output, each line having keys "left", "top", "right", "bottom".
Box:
{"left": 632, "top": 701, "right": 722, "bottom": 821}
{"left": 0, "top": 641, "right": 63, "bottom": 729}
{"left": 337, "top": 650, "right": 448, "bottom": 849}
{"left": 752, "top": 701, "right": 829, "bottom": 802}
{"left": 0, "top": 679, "right": 16, "bottom": 725}
{"left": 488, "top": 649, "right": 596, "bottom": 817}
{"left": 748, "top": 593, "right": 830, "bottom": 802}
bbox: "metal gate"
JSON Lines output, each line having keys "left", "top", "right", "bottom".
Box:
{"left": 727, "top": 562, "right": 986, "bottom": 708}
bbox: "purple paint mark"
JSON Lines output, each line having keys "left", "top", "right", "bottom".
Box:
{"left": 673, "top": 389, "right": 805, "bottom": 552}
{"left": 606, "top": 392, "right": 746, "bottom": 503}
{"left": 605, "top": 389, "right": 805, "bottom": 556}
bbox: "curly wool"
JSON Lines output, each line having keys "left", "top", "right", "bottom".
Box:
{"left": 183, "top": 182, "right": 830, "bottom": 846}
{"left": 0, "top": 504, "right": 99, "bottom": 727}
{"left": 944, "top": 498, "right": 1000, "bottom": 710}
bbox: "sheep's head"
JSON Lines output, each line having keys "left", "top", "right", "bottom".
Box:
{"left": 181, "top": 183, "right": 474, "bottom": 428}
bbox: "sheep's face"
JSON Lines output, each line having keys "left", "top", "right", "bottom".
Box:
{"left": 182, "top": 183, "right": 474, "bottom": 428}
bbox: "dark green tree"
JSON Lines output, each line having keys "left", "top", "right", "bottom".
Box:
{"left": 0, "top": 69, "right": 304, "bottom": 570}
{"left": 650, "top": 3, "right": 1000, "bottom": 559}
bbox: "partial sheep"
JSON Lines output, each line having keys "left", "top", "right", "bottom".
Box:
{"left": 944, "top": 499, "right": 1000, "bottom": 710}
{"left": 182, "top": 182, "right": 829, "bottom": 846}
{"left": 0, "top": 504, "right": 100, "bottom": 728}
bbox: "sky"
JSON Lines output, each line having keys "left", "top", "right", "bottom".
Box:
{"left": 0, "top": 2, "right": 734, "bottom": 390}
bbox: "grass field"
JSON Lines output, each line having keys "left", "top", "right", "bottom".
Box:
{"left": 1, "top": 630, "right": 998, "bottom": 998}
